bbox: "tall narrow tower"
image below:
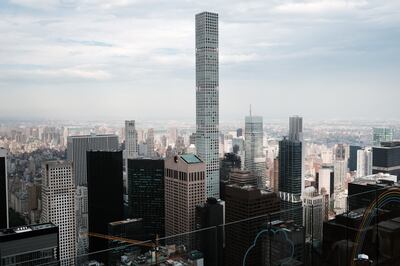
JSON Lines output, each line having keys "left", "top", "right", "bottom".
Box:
{"left": 195, "top": 11, "right": 220, "bottom": 198}
{"left": 125, "top": 120, "right": 138, "bottom": 159}
{"left": 41, "top": 161, "right": 76, "bottom": 265}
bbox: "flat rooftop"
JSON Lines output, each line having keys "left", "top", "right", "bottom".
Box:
{"left": 0, "top": 223, "right": 57, "bottom": 237}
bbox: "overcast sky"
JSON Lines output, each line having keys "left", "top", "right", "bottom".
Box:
{"left": 0, "top": 0, "right": 399, "bottom": 121}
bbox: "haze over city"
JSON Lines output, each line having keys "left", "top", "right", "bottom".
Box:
{"left": 1, "top": 0, "right": 400, "bottom": 121}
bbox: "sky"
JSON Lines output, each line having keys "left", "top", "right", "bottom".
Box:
{"left": 0, "top": 0, "right": 399, "bottom": 121}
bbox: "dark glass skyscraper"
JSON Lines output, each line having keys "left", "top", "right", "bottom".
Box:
{"left": 224, "top": 184, "right": 280, "bottom": 266}
{"left": 127, "top": 159, "right": 165, "bottom": 238}
{"left": 372, "top": 141, "right": 400, "bottom": 179}
{"left": 349, "top": 145, "right": 362, "bottom": 171}
{"left": 195, "top": 198, "right": 224, "bottom": 266}
{"left": 87, "top": 151, "right": 124, "bottom": 262}
{"left": 279, "top": 137, "right": 303, "bottom": 225}
{"left": 0, "top": 149, "right": 8, "bottom": 230}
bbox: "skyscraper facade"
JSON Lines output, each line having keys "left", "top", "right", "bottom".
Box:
{"left": 289, "top": 115, "right": 303, "bottom": 142}
{"left": 373, "top": 127, "right": 394, "bottom": 147}
{"left": 333, "top": 160, "right": 347, "bottom": 190}
{"left": 195, "top": 198, "right": 224, "bottom": 266}
{"left": 356, "top": 147, "right": 373, "bottom": 177}
{"left": 195, "top": 11, "right": 220, "bottom": 199}
{"left": 372, "top": 141, "right": 400, "bottom": 179}
{"left": 41, "top": 161, "right": 76, "bottom": 264}
{"left": 348, "top": 145, "right": 362, "bottom": 171}
{"left": 244, "top": 115, "right": 267, "bottom": 188}
{"left": 125, "top": 120, "right": 138, "bottom": 159}
{"left": 224, "top": 184, "right": 280, "bottom": 266}
{"left": 86, "top": 151, "right": 124, "bottom": 262}
{"left": 279, "top": 137, "right": 303, "bottom": 225}
{"left": 0, "top": 148, "right": 8, "bottom": 229}
{"left": 127, "top": 159, "right": 165, "bottom": 238}
{"left": 146, "top": 128, "right": 155, "bottom": 158}
{"left": 278, "top": 116, "right": 304, "bottom": 225}
{"left": 303, "top": 186, "right": 323, "bottom": 241}
{"left": 67, "top": 134, "right": 119, "bottom": 186}
{"left": 164, "top": 154, "right": 206, "bottom": 240}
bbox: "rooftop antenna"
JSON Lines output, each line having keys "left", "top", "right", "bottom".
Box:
{"left": 249, "top": 104, "right": 252, "bottom": 117}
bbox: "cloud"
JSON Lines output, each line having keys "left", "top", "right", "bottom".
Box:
{"left": 0, "top": 0, "right": 399, "bottom": 120}
{"left": 274, "top": 0, "right": 368, "bottom": 14}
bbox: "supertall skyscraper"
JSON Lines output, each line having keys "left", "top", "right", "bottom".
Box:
{"left": 41, "top": 161, "right": 76, "bottom": 265}
{"left": 244, "top": 114, "right": 267, "bottom": 188}
{"left": 195, "top": 11, "right": 220, "bottom": 198}
{"left": 125, "top": 120, "right": 138, "bottom": 159}
{"left": 0, "top": 148, "right": 9, "bottom": 229}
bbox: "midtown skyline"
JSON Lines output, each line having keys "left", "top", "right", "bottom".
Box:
{"left": 0, "top": 0, "right": 399, "bottom": 121}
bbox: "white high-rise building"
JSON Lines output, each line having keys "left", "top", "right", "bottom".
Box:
{"left": 41, "top": 161, "right": 76, "bottom": 264}
{"left": 125, "top": 120, "right": 138, "bottom": 159}
{"left": 318, "top": 165, "right": 333, "bottom": 196}
{"left": 303, "top": 187, "right": 323, "bottom": 241}
{"left": 244, "top": 115, "right": 267, "bottom": 188}
{"left": 146, "top": 128, "right": 155, "bottom": 158}
{"left": 333, "top": 160, "right": 347, "bottom": 190}
{"left": 195, "top": 11, "right": 220, "bottom": 198}
{"left": 357, "top": 147, "right": 373, "bottom": 178}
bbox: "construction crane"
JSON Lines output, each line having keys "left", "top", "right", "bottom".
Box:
{"left": 86, "top": 232, "right": 161, "bottom": 264}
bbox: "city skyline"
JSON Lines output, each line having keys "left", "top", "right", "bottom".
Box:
{"left": 1, "top": 1, "right": 400, "bottom": 121}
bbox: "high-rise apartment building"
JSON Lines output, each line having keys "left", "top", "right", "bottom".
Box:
{"left": 356, "top": 147, "right": 373, "bottom": 177}
{"left": 127, "top": 159, "right": 165, "bottom": 238}
{"left": 224, "top": 184, "right": 280, "bottom": 266}
{"left": 125, "top": 120, "right": 138, "bottom": 159}
{"left": 373, "top": 127, "right": 394, "bottom": 147}
{"left": 333, "top": 160, "right": 347, "bottom": 190}
{"left": 165, "top": 154, "right": 206, "bottom": 241}
{"left": 0, "top": 148, "right": 8, "bottom": 229}
{"left": 41, "top": 161, "right": 76, "bottom": 264}
{"left": 244, "top": 115, "right": 267, "bottom": 188}
{"left": 67, "top": 134, "right": 119, "bottom": 186}
{"left": 195, "top": 11, "right": 220, "bottom": 199}
{"left": 372, "top": 141, "right": 400, "bottom": 179}
{"left": 0, "top": 223, "right": 59, "bottom": 266}
{"left": 87, "top": 151, "right": 123, "bottom": 261}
